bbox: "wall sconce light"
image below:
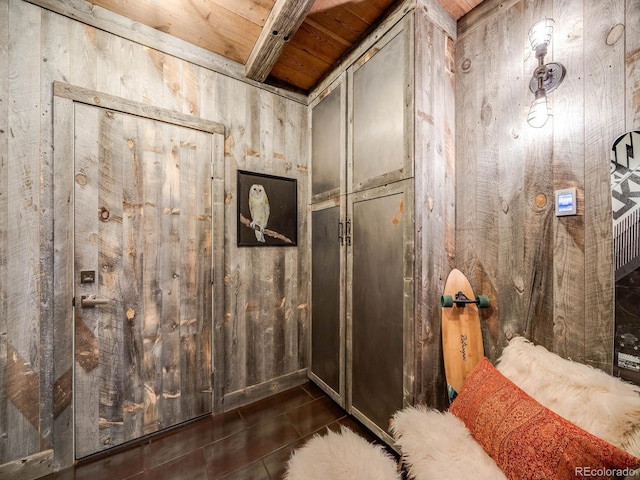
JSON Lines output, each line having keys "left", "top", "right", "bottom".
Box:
{"left": 527, "top": 17, "right": 566, "bottom": 128}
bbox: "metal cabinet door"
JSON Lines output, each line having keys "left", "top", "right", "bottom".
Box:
{"left": 311, "top": 80, "right": 345, "bottom": 202}
{"left": 350, "top": 23, "right": 411, "bottom": 193}
{"left": 309, "top": 204, "right": 345, "bottom": 405}
{"left": 348, "top": 181, "right": 413, "bottom": 442}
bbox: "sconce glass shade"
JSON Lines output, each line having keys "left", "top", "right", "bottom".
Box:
{"left": 529, "top": 17, "right": 555, "bottom": 51}
{"left": 527, "top": 89, "right": 552, "bottom": 128}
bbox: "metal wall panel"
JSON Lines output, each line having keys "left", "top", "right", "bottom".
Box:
{"left": 352, "top": 33, "right": 405, "bottom": 188}
{"left": 312, "top": 86, "right": 342, "bottom": 197}
{"left": 311, "top": 207, "right": 342, "bottom": 394}
{"left": 351, "top": 193, "right": 404, "bottom": 431}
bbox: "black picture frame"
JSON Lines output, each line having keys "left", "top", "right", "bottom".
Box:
{"left": 237, "top": 170, "right": 298, "bottom": 247}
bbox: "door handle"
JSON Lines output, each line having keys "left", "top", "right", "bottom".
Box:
{"left": 80, "top": 295, "right": 110, "bottom": 308}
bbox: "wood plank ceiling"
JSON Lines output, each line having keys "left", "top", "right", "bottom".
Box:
{"left": 89, "top": 0, "right": 485, "bottom": 93}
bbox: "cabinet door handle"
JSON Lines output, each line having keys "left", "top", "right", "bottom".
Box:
{"left": 339, "top": 221, "right": 344, "bottom": 246}
{"left": 346, "top": 219, "right": 352, "bottom": 246}
{"left": 80, "top": 295, "right": 110, "bottom": 308}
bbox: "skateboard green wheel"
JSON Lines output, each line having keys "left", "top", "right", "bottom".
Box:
{"left": 441, "top": 295, "right": 454, "bottom": 307}
{"left": 477, "top": 295, "right": 490, "bottom": 308}
{"left": 447, "top": 385, "right": 458, "bottom": 403}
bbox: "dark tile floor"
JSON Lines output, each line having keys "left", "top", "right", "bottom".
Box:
{"left": 41, "top": 382, "right": 397, "bottom": 480}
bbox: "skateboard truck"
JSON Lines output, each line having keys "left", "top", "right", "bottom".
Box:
{"left": 441, "top": 291, "right": 490, "bottom": 309}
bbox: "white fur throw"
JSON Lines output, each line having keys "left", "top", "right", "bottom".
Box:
{"left": 284, "top": 426, "right": 401, "bottom": 480}
{"left": 497, "top": 337, "right": 640, "bottom": 458}
{"left": 390, "top": 406, "right": 507, "bottom": 480}
{"left": 392, "top": 337, "right": 640, "bottom": 480}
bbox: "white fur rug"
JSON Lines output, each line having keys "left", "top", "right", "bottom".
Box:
{"left": 391, "top": 406, "right": 507, "bottom": 480}
{"left": 284, "top": 426, "right": 401, "bottom": 480}
{"left": 497, "top": 337, "right": 640, "bottom": 457}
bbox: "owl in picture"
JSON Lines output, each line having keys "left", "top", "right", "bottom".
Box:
{"left": 249, "top": 184, "right": 270, "bottom": 242}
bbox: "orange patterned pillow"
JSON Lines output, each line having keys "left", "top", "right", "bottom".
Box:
{"left": 449, "top": 357, "right": 640, "bottom": 480}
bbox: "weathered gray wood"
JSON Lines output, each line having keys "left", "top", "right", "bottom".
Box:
{"left": 140, "top": 113, "right": 163, "bottom": 437}
{"left": 120, "top": 113, "right": 145, "bottom": 441}
{"left": 97, "top": 28, "right": 123, "bottom": 97}
{"left": 178, "top": 126, "right": 199, "bottom": 420}
{"left": 286, "top": 99, "right": 311, "bottom": 374}
{"left": 457, "top": 0, "right": 520, "bottom": 39}
{"left": 40, "top": 7, "right": 71, "bottom": 458}
{"left": 23, "top": 0, "right": 308, "bottom": 104}
{"left": 199, "top": 69, "right": 226, "bottom": 415}
{"left": 416, "top": 0, "right": 457, "bottom": 38}
{"left": 210, "top": 132, "right": 225, "bottom": 415}
{"left": 520, "top": 0, "right": 554, "bottom": 350}
{"left": 53, "top": 82, "right": 224, "bottom": 135}
{"left": 454, "top": 0, "right": 620, "bottom": 370}
{"left": 494, "top": 2, "right": 525, "bottom": 358}
{"left": 628, "top": 0, "right": 640, "bottom": 128}
{"left": 551, "top": 1, "right": 586, "bottom": 362}
{"left": 401, "top": 16, "right": 416, "bottom": 412}
{"left": 413, "top": 7, "right": 456, "bottom": 409}
{"left": 3, "top": 0, "right": 637, "bottom": 474}
{"left": 3, "top": 0, "right": 309, "bottom": 472}
{"left": 160, "top": 54, "right": 184, "bottom": 113}
{"left": 221, "top": 87, "right": 247, "bottom": 396}
{"left": 583, "top": 0, "right": 625, "bottom": 371}
{"left": 52, "top": 93, "right": 75, "bottom": 470}
{"left": 156, "top": 123, "right": 178, "bottom": 426}
{"left": 0, "top": 0, "right": 9, "bottom": 464}
{"left": 245, "top": 0, "right": 315, "bottom": 82}
{"left": 6, "top": 0, "right": 42, "bottom": 461}
{"left": 472, "top": 14, "right": 500, "bottom": 360}
{"left": 222, "top": 369, "right": 308, "bottom": 412}
{"left": 454, "top": 21, "right": 479, "bottom": 274}
{"left": 456, "top": 8, "right": 501, "bottom": 364}
{"left": 0, "top": 449, "right": 54, "bottom": 480}
{"left": 97, "top": 108, "right": 126, "bottom": 450}
{"left": 69, "top": 15, "right": 97, "bottom": 89}
{"left": 72, "top": 103, "right": 217, "bottom": 457}
{"left": 73, "top": 104, "right": 102, "bottom": 458}
{"left": 218, "top": 77, "right": 310, "bottom": 403}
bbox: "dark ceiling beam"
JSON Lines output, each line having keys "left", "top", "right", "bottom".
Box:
{"left": 245, "top": 0, "right": 316, "bottom": 82}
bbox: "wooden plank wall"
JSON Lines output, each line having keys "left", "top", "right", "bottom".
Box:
{"left": 413, "top": 1, "right": 457, "bottom": 410}
{"left": 0, "top": 0, "right": 309, "bottom": 473}
{"left": 455, "top": 0, "right": 640, "bottom": 370}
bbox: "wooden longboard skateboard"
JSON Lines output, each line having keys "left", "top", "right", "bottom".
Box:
{"left": 441, "top": 269, "right": 489, "bottom": 403}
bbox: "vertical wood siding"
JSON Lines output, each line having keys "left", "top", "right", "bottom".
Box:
{"left": 0, "top": 0, "right": 9, "bottom": 472}
{"left": 455, "top": 0, "right": 640, "bottom": 369}
{"left": 413, "top": 5, "right": 457, "bottom": 410}
{"left": 2, "top": 0, "right": 636, "bottom": 474}
{"left": 0, "top": 0, "right": 309, "bottom": 472}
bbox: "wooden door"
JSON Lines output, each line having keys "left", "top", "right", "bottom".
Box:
{"left": 73, "top": 103, "right": 214, "bottom": 458}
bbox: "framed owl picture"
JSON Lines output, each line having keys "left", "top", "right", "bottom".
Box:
{"left": 236, "top": 170, "right": 298, "bottom": 247}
